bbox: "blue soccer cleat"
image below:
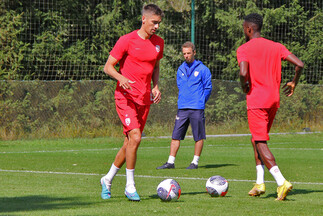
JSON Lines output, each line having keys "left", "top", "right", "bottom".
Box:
{"left": 156, "top": 162, "right": 175, "bottom": 169}
{"left": 125, "top": 189, "right": 141, "bottom": 201}
{"left": 101, "top": 177, "right": 111, "bottom": 199}
{"left": 186, "top": 163, "right": 198, "bottom": 169}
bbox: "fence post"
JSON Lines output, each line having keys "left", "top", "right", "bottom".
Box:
{"left": 191, "top": 0, "right": 195, "bottom": 44}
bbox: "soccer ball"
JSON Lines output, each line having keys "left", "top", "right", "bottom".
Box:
{"left": 206, "top": 175, "right": 229, "bottom": 197}
{"left": 157, "top": 179, "right": 181, "bottom": 201}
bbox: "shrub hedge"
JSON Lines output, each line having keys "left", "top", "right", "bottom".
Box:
{"left": 0, "top": 80, "right": 321, "bottom": 140}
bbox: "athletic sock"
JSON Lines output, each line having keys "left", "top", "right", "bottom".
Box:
{"left": 269, "top": 165, "right": 286, "bottom": 186}
{"left": 126, "top": 168, "right": 136, "bottom": 193}
{"left": 191, "top": 155, "right": 200, "bottom": 165}
{"left": 256, "top": 165, "right": 265, "bottom": 184}
{"left": 104, "top": 163, "right": 120, "bottom": 185}
{"left": 167, "top": 155, "right": 175, "bottom": 164}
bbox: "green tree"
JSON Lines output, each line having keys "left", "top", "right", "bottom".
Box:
{"left": 0, "top": 3, "right": 28, "bottom": 79}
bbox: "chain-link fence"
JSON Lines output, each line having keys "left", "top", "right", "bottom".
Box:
{"left": 1, "top": 0, "right": 322, "bottom": 83}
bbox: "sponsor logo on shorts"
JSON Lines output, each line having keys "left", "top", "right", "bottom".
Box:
{"left": 194, "top": 71, "right": 199, "bottom": 77}
{"left": 125, "top": 118, "right": 131, "bottom": 126}
{"left": 182, "top": 73, "right": 184, "bottom": 76}
{"left": 175, "top": 115, "right": 179, "bottom": 120}
{"left": 156, "top": 45, "right": 160, "bottom": 53}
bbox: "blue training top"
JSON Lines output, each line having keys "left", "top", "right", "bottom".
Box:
{"left": 176, "top": 60, "right": 212, "bottom": 109}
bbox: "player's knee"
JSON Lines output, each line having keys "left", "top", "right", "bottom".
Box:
{"left": 132, "top": 136, "right": 141, "bottom": 145}
{"left": 129, "top": 131, "right": 142, "bottom": 145}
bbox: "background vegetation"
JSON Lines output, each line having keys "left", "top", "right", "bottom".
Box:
{"left": 0, "top": 80, "right": 321, "bottom": 140}
{"left": 0, "top": 0, "right": 322, "bottom": 139}
{"left": 1, "top": 0, "right": 322, "bottom": 82}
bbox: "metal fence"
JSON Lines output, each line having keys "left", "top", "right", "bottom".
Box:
{"left": 2, "top": 0, "right": 322, "bottom": 83}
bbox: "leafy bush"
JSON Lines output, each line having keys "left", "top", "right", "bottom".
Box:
{"left": 0, "top": 80, "right": 321, "bottom": 140}
{"left": 0, "top": 6, "right": 28, "bottom": 79}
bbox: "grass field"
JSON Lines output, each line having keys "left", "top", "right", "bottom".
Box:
{"left": 0, "top": 132, "right": 322, "bottom": 215}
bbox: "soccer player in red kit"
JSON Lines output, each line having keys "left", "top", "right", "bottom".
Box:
{"left": 237, "top": 13, "right": 304, "bottom": 201}
{"left": 101, "top": 4, "right": 164, "bottom": 201}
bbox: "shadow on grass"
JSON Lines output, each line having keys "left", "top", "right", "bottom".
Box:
{"left": 180, "top": 191, "right": 206, "bottom": 196}
{"left": 147, "top": 194, "right": 184, "bottom": 202}
{"left": 149, "top": 191, "right": 205, "bottom": 200}
{"left": 264, "top": 188, "right": 323, "bottom": 200}
{"left": 149, "top": 191, "right": 231, "bottom": 200}
{"left": 0, "top": 195, "right": 93, "bottom": 213}
{"left": 198, "top": 164, "right": 237, "bottom": 169}
{"left": 172, "top": 163, "right": 237, "bottom": 170}
{"left": 148, "top": 194, "right": 160, "bottom": 199}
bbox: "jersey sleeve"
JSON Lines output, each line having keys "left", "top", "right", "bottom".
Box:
{"left": 109, "top": 35, "right": 128, "bottom": 60}
{"left": 278, "top": 43, "right": 292, "bottom": 60}
{"left": 236, "top": 45, "right": 248, "bottom": 64}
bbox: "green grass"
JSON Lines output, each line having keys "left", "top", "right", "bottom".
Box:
{"left": 0, "top": 133, "right": 322, "bottom": 215}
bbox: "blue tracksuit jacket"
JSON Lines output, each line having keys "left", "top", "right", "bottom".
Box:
{"left": 177, "top": 60, "right": 212, "bottom": 109}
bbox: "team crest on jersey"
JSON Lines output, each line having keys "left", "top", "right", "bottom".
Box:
{"left": 156, "top": 45, "right": 161, "bottom": 53}
{"left": 194, "top": 71, "right": 199, "bottom": 77}
{"left": 125, "top": 118, "right": 131, "bottom": 126}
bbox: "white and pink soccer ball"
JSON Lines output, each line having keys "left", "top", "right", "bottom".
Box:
{"left": 206, "top": 175, "right": 229, "bottom": 197}
{"left": 157, "top": 179, "right": 181, "bottom": 201}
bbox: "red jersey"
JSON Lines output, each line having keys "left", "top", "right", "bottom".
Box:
{"left": 109, "top": 30, "right": 164, "bottom": 105}
{"left": 237, "top": 37, "right": 291, "bottom": 109}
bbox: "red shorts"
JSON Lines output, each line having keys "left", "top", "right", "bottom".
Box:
{"left": 247, "top": 107, "right": 278, "bottom": 141}
{"left": 115, "top": 97, "right": 150, "bottom": 135}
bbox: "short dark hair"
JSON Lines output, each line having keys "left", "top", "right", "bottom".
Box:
{"left": 142, "top": 4, "right": 164, "bottom": 17}
{"left": 182, "top": 41, "right": 196, "bottom": 51}
{"left": 244, "top": 13, "right": 263, "bottom": 32}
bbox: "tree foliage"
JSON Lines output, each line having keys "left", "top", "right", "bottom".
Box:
{"left": 0, "top": 1, "right": 29, "bottom": 79}
{"left": 0, "top": 0, "right": 322, "bottom": 83}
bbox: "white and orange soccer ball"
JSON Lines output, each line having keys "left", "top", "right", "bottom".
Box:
{"left": 157, "top": 179, "right": 181, "bottom": 201}
{"left": 206, "top": 175, "right": 229, "bottom": 197}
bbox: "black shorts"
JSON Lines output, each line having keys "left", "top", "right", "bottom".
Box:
{"left": 172, "top": 109, "right": 206, "bottom": 142}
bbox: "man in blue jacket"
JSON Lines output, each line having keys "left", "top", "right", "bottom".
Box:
{"left": 157, "top": 41, "right": 212, "bottom": 169}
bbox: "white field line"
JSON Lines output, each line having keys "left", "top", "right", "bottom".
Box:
{"left": 1, "top": 143, "right": 322, "bottom": 154}
{"left": 206, "top": 145, "right": 323, "bottom": 151}
{"left": 1, "top": 132, "right": 321, "bottom": 154}
{"left": 0, "top": 148, "right": 122, "bottom": 154}
{"left": 0, "top": 169, "right": 322, "bottom": 186}
{"left": 143, "top": 131, "right": 320, "bottom": 139}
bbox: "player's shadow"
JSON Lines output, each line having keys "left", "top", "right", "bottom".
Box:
{"left": 0, "top": 195, "right": 93, "bottom": 213}
{"left": 199, "top": 164, "right": 237, "bottom": 169}
{"left": 264, "top": 188, "right": 323, "bottom": 200}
